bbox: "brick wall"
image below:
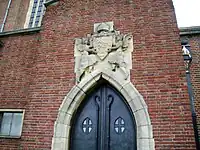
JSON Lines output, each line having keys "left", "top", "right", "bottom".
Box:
{"left": 5, "top": 0, "right": 30, "bottom": 31}
{"left": 0, "top": 0, "right": 30, "bottom": 32}
{"left": 181, "top": 33, "right": 200, "bottom": 143}
{"left": 0, "top": 0, "right": 196, "bottom": 149}
{"left": 0, "top": 0, "right": 9, "bottom": 30}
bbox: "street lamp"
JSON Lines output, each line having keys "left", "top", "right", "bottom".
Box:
{"left": 181, "top": 40, "right": 199, "bottom": 150}
{"left": 182, "top": 40, "right": 192, "bottom": 71}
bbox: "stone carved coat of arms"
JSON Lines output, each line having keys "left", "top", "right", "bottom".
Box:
{"left": 74, "top": 22, "right": 133, "bottom": 83}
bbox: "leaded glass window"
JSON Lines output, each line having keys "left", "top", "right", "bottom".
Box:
{"left": 28, "top": 0, "right": 46, "bottom": 28}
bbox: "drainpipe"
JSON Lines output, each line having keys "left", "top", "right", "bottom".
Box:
{"left": 181, "top": 40, "right": 200, "bottom": 150}
{"left": 0, "top": 0, "right": 12, "bottom": 32}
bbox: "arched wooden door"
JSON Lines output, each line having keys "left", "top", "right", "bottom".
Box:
{"left": 70, "top": 83, "right": 136, "bottom": 150}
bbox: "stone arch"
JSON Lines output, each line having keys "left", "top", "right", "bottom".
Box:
{"left": 51, "top": 69, "right": 155, "bottom": 150}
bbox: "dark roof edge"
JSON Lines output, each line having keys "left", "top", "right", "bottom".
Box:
{"left": 0, "top": 27, "right": 41, "bottom": 37}
{"left": 179, "top": 26, "right": 200, "bottom": 36}
{"left": 44, "top": 0, "right": 59, "bottom": 7}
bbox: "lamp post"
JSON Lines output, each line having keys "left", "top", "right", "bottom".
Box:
{"left": 182, "top": 41, "right": 199, "bottom": 150}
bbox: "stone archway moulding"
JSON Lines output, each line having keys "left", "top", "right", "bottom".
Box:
{"left": 51, "top": 69, "right": 155, "bottom": 150}
{"left": 52, "top": 22, "right": 154, "bottom": 150}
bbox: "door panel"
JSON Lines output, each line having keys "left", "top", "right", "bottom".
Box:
{"left": 108, "top": 87, "right": 136, "bottom": 150}
{"left": 70, "top": 88, "right": 100, "bottom": 150}
{"left": 70, "top": 84, "right": 136, "bottom": 150}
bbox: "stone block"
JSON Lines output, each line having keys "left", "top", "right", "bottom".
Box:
{"left": 56, "top": 111, "right": 72, "bottom": 125}
{"left": 51, "top": 137, "right": 68, "bottom": 150}
{"left": 134, "top": 108, "right": 151, "bottom": 126}
{"left": 137, "top": 139, "right": 155, "bottom": 150}
{"left": 128, "top": 98, "right": 144, "bottom": 112}
{"left": 137, "top": 125, "right": 153, "bottom": 139}
{"left": 54, "top": 123, "right": 70, "bottom": 138}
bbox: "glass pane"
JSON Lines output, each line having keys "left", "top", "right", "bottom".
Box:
{"left": 37, "top": 11, "right": 41, "bottom": 17}
{"left": 38, "top": 7, "right": 42, "bottom": 12}
{"left": 10, "top": 113, "right": 23, "bottom": 136}
{"left": 29, "top": 22, "right": 33, "bottom": 28}
{"left": 0, "top": 113, "right": 3, "bottom": 129}
{"left": 35, "top": 17, "right": 40, "bottom": 22}
{"left": 35, "top": 22, "right": 39, "bottom": 27}
{"left": 32, "top": 7, "right": 36, "bottom": 13}
{"left": 30, "top": 17, "right": 34, "bottom": 22}
{"left": 33, "top": 3, "right": 37, "bottom": 8}
{"left": 0, "top": 113, "right": 12, "bottom": 136}
{"left": 31, "top": 13, "right": 35, "bottom": 18}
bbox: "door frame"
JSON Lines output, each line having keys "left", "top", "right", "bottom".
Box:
{"left": 70, "top": 82, "right": 137, "bottom": 150}
{"left": 51, "top": 70, "right": 155, "bottom": 150}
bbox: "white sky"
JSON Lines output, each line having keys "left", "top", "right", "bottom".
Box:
{"left": 173, "top": 0, "right": 200, "bottom": 27}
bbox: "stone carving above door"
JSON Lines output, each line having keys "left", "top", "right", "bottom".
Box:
{"left": 74, "top": 21, "right": 133, "bottom": 83}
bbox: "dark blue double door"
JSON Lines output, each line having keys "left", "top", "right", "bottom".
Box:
{"left": 70, "top": 83, "right": 136, "bottom": 150}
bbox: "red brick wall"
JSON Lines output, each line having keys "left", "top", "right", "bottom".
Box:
{"left": 0, "top": 0, "right": 9, "bottom": 30}
{"left": 0, "top": 0, "right": 30, "bottom": 32}
{"left": 181, "top": 34, "right": 200, "bottom": 142}
{"left": 0, "top": 0, "right": 196, "bottom": 149}
{"left": 5, "top": 0, "right": 30, "bottom": 31}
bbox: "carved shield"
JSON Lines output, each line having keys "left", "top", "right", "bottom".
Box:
{"left": 93, "top": 36, "right": 113, "bottom": 60}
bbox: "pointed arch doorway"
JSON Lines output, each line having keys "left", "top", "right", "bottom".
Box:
{"left": 70, "top": 82, "right": 137, "bottom": 150}
{"left": 51, "top": 71, "right": 155, "bottom": 150}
